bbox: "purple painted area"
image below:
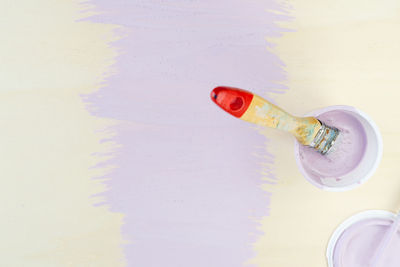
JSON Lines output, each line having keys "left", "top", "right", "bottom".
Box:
{"left": 84, "top": 1, "right": 289, "bottom": 266}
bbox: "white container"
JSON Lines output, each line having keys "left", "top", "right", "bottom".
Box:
{"left": 326, "top": 210, "right": 399, "bottom": 267}
{"left": 294, "top": 106, "right": 383, "bottom": 191}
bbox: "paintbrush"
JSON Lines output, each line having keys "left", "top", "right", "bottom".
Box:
{"left": 210, "top": 86, "right": 340, "bottom": 154}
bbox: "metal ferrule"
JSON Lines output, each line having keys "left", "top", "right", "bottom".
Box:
{"left": 309, "top": 120, "right": 340, "bottom": 155}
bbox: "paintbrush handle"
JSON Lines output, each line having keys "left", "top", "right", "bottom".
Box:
{"left": 240, "top": 94, "right": 322, "bottom": 146}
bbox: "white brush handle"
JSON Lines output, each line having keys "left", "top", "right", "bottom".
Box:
{"left": 369, "top": 212, "right": 400, "bottom": 267}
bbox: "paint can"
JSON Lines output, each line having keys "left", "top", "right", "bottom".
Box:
{"left": 326, "top": 210, "right": 400, "bottom": 267}
{"left": 294, "top": 106, "right": 382, "bottom": 191}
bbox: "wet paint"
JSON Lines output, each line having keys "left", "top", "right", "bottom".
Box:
{"left": 299, "top": 110, "right": 366, "bottom": 183}
{"left": 84, "top": 1, "right": 290, "bottom": 266}
{"left": 295, "top": 106, "right": 382, "bottom": 191}
{"left": 328, "top": 211, "right": 400, "bottom": 267}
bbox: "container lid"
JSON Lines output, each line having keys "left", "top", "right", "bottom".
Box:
{"left": 327, "top": 210, "right": 400, "bottom": 267}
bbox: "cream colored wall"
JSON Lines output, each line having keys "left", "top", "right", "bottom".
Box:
{"left": 0, "top": 1, "right": 124, "bottom": 266}
{"left": 251, "top": 0, "right": 400, "bottom": 266}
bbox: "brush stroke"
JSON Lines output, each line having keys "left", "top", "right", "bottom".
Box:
{"left": 84, "top": 1, "right": 289, "bottom": 266}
